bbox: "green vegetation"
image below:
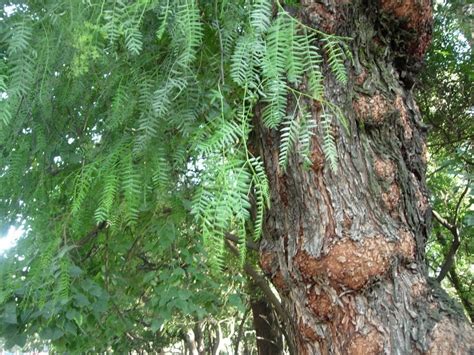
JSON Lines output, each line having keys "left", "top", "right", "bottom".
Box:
{"left": 416, "top": 0, "right": 473, "bottom": 322}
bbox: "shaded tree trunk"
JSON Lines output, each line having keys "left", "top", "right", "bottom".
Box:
{"left": 254, "top": 0, "right": 474, "bottom": 353}
{"left": 250, "top": 297, "right": 284, "bottom": 355}
{"left": 184, "top": 328, "right": 199, "bottom": 355}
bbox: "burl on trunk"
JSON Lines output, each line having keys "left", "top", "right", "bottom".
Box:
{"left": 254, "top": 1, "right": 474, "bottom": 354}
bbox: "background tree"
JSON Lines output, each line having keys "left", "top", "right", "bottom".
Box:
{"left": 0, "top": 0, "right": 472, "bottom": 353}
{"left": 416, "top": 0, "right": 473, "bottom": 322}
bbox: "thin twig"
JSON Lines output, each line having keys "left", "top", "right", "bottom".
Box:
{"left": 453, "top": 184, "right": 469, "bottom": 225}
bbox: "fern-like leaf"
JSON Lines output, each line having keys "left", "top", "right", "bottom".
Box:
{"left": 321, "top": 112, "right": 338, "bottom": 171}
{"left": 108, "top": 83, "right": 134, "bottom": 130}
{"left": 278, "top": 111, "right": 300, "bottom": 170}
{"left": 103, "top": 0, "right": 127, "bottom": 44}
{"left": 152, "top": 146, "right": 171, "bottom": 190}
{"left": 230, "top": 33, "right": 263, "bottom": 89}
{"left": 7, "top": 22, "right": 32, "bottom": 56}
{"left": 249, "top": 156, "right": 269, "bottom": 240}
{"left": 156, "top": 0, "right": 171, "bottom": 40}
{"left": 322, "top": 36, "right": 348, "bottom": 84}
{"left": 250, "top": 0, "right": 272, "bottom": 33}
{"left": 0, "top": 100, "right": 12, "bottom": 126}
{"left": 72, "top": 164, "right": 97, "bottom": 216}
{"left": 297, "top": 111, "right": 316, "bottom": 168}
{"left": 174, "top": 0, "right": 203, "bottom": 69}
{"left": 125, "top": 22, "right": 143, "bottom": 55}
{"left": 120, "top": 152, "right": 141, "bottom": 226}
{"left": 286, "top": 19, "right": 306, "bottom": 85}
{"left": 303, "top": 31, "right": 324, "bottom": 100}
{"left": 94, "top": 167, "right": 119, "bottom": 223}
{"left": 261, "top": 16, "right": 292, "bottom": 128}
{"left": 196, "top": 119, "right": 242, "bottom": 155}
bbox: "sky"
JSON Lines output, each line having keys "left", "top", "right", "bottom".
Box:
{"left": 0, "top": 226, "right": 23, "bottom": 253}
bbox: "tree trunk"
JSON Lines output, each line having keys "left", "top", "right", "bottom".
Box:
{"left": 184, "top": 328, "right": 199, "bottom": 355}
{"left": 250, "top": 298, "right": 284, "bottom": 355}
{"left": 254, "top": 0, "right": 474, "bottom": 354}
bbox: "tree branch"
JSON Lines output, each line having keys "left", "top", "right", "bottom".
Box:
{"left": 224, "top": 232, "right": 259, "bottom": 251}
{"left": 433, "top": 212, "right": 460, "bottom": 283}
{"left": 77, "top": 221, "right": 107, "bottom": 247}
{"left": 453, "top": 184, "right": 469, "bottom": 225}
{"left": 448, "top": 268, "right": 474, "bottom": 323}
{"left": 436, "top": 230, "right": 460, "bottom": 283}
{"left": 433, "top": 183, "right": 469, "bottom": 283}
{"left": 235, "top": 307, "right": 250, "bottom": 355}
{"left": 432, "top": 210, "right": 454, "bottom": 232}
{"left": 224, "top": 239, "right": 296, "bottom": 355}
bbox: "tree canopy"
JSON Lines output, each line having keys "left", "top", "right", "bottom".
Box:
{"left": 0, "top": 0, "right": 472, "bottom": 352}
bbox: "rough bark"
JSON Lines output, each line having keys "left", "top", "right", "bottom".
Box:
{"left": 254, "top": 0, "right": 474, "bottom": 354}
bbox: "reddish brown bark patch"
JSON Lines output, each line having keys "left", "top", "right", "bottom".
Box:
{"left": 355, "top": 68, "right": 368, "bottom": 86}
{"left": 398, "top": 228, "right": 416, "bottom": 261}
{"left": 295, "top": 232, "right": 419, "bottom": 289}
{"left": 295, "top": 237, "right": 394, "bottom": 290}
{"left": 379, "top": 0, "right": 433, "bottom": 59}
{"left": 411, "top": 172, "right": 428, "bottom": 213}
{"left": 394, "top": 95, "right": 412, "bottom": 140}
{"left": 347, "top": 330, "right": 383, "bottom": 355}
{"left": 310, "top": 134, "right": 325, "bottom": 173}
{"left": 307, "top": 287, "right": 335, "bottom": 320}
{"left": 382, "top": 182, "right": 400, "bottom": 211}
{"left": 353, "top": 94, "right": 391, "bottom": 124}
{"left": 272, "top": 270, "right": 289, "bottom": 293}
{"left": 277, "top": 174, "right": 289, "bottom": 206}
{"left": 374, "top": 157, "right": 396, "bottom": 183}
{"left": 298, "top": 319, "right": 320, "bottom": 342}
{"left": 324, "top": 237, "right": 393, "bottom": 289}
{"left": 260, "top": 250, "right": 276, "bottom": 276}
{"left": 380, "top": 0, "right": 431, "bottom": 30}
{"left": 294, "top": 249, "right": 321, "bottom": 282}
{"left": 305, "top": 3, "right": 338, "bottom": 34}
{"left": 411, "top": 279, "right": 427, "bottom": 298}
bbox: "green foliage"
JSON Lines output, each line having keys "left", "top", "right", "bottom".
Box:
{"left": 0, "top": 0, "right": 351, "bottom": 351}
{"left": 417, "top": 0, "right": 473, "bottom": 320}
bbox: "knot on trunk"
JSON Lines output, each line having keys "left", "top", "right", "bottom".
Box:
{"left": 353, "top": 93, "right": 393, "bottom": 125}
{"left": 379, "top": 0, "right": 433, "bottom": 66}
{"left": 294, "top": 233, "right": 416, "bottom": 290}
{"left": 347, "top": 329, "right": 384, "bottom": 355}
